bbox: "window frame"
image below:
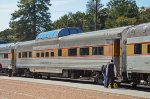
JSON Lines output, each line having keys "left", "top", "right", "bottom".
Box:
{"left": 41, "top": 52, "right": 44, "bottom": 57}
{"left": 92, "top": 46, "right": 104, "bottom": 55}
{"left": 51, "top": 52, "right": 54, "bottom": 57}
{"left": 4, "top": 53, "right": 8, "bottom": 58}
{"left": 18, "top": 52, "right": 21, "bottom": 58}
{"left": 36, "top": 53, "right": 40, "bottom": 57}
{"left": 134, "top": 44, "right": 142, "bottom": 54}
{"left": 68, "top": 48, "right": 77, "bottom": 56}
{"left": 22, "top": 52, "right": 28, "bottom": 58}
{"left": 29, "top": 52, "right": 32, "bottom": 58}
{"left": 58, "top": 49, "right": 62, "bottom": 56}
{"left": 45, "top": 52, "right": 49, "bottom": 57}
{"left": 80, "top": 47, "right": 89, "bottom": 56}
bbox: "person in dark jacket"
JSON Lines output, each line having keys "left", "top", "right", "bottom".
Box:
{"left": 106, "top": 60, "right": 116, "bottom": 88}
{"left": 0, "top": 63, "right": 2, "bottom": 73}
{"left": 101, "top": 65, "right": 107, "bottom": 87}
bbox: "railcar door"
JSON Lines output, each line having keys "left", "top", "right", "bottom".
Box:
{"left": 113, "top": 39, "right": 120, "bottom": 76}
{"left": 11, "top": 49, "right": 16, "bottom": 71}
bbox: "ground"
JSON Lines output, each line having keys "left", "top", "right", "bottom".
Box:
{"left": 0, "top": 78, "right": 146, "bottom": 99}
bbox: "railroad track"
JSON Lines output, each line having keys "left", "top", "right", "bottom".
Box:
{"left": 38, "top": 76, "right": 150, "bottom": 92}
{"left": 1, "top": 73, "right": 150, "bottom": 92}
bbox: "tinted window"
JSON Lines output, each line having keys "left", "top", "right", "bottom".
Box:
{"left": 29, "top": 52, "right": 32, "bottom": 58}
{"left": 59, "top": 29, "right": 69, "bottom": 37}
{"left": 68, "top": 48, "right": 77, "bottom": 56}
{"left": 22, "top": 52, "right": 27, "bottom": 58}
{"left": 78, "top": 28, "right": 83, "bottom": 33}
{"left": 58, "top": 49, "right": 62, "bottom": 56}
{"left": 92, "top": 47, "right": 104, "bottom": 55}
{"left": 4, "top": 53, "right": 8, "bottom": 58}
{"left": 134, "top": 44, "right": 142, "bottom": 54}
{"left": 36, "top": 53, "right": 40, "bottom": 57}
{"left": 45, "top": 52, "right": 49, "bottom": 57}
{"left": 80, "top": 48, "right": 89, "bottom": 56}
{"left": 69, "top": 29, "right": 78, "bottom": 35}
{"left": 0, "top": 40, "right": 7, "bottom": 44}
{"left": 18, "top": 53, "right": 21, "bottom": 58}
{"left": 41, "top": 52, "right": 44, "bottom": 57}
{"left": 51, "top": 52, "right": 54, "bottom": 57}
{"left": 148, "top": 45, "right": 150, "bottom": 54}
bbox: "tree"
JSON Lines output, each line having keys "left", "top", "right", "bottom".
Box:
{"left": 0, "top": 29, "right": 17, "bottom": 42}
{"left": 105, "top": 0, "right": 139, "bottom": 28}
{"left": 138, "top": 7, "right": 150, "bottom": 23}
{"left": 10, "top": 0, "right": 52, "bottom": 41}
{"left": 53, "top": 12, "right": 90, "bottom": 32}
{"left": 86, "top": 0, "right": 103, "bottom": 30}
{"left": 98, "top": 8, "right": 109, "bottom": 29}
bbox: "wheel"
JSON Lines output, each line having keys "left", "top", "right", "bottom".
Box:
{"left": 33, "top": 73, "right": 38, "bottom": 78}
{"left": 71, "top": 72, "right": 75, "bottom": 79}
{"left": 131, "top": 81, "right": 137, "bottom": 88}
{"left": 47, "top": 75, "right": 50, "bottom": 79}
{"left": 38, "top": 74, "right": 42, "bottom": 78}
{"left": 94, "top": 72, "right": 101, "bottom": 84}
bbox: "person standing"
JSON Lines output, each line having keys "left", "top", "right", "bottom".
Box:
{"left": 8, "top": 64, "right": 13, "bottom": 77}
{"left": 0, "top": 63, "right": 2, "bottom": 72}
{"left": 101, "top": 65, "right": 107, "bottom": 87}
{"left": 106, "top": 60, "right": 117, "bottom": 88}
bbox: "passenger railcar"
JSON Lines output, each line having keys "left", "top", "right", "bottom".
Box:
{"left": 0, "top": 43, "right": 15, "bottom": 72}
{"left": 126, "top": 23, "right": 150, "bottom": 85}
{"left": 0, "top": 24, "right": 150, "bottom": 86}
{"left": 0, "top": 40, "right": 7, "bottom": 44}
{"left": 19, "top": 27, "right": 127, "bottom": 81}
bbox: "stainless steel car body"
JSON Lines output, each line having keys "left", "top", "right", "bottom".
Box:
{"left": 21, "top": 26, "right": 130, "bottom": 74}
{"left": 0, "top": 43, "right": 15, "bottom": 68}
{"left": 127, "top": 23, "right": 150, "bottom": 74}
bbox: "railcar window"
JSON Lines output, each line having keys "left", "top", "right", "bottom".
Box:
{"left": 147, "top": 45, "right": 150, "bottom": 54}
{"left": 45, "top": 52, "right": 49, "bottom": 57}
{"left": 68, "top": 48, "right": 77, "bottom": 56}
{"left": 59, "top": 29, "right": 69, "bottom": 37}
{"left": 69, "top": 29, "right": 78, "bottom": 35}
{"left": 29, "top": 52, "right": 32, "bottom": 58}
{"left": 51, "top": 52, "right": 54, "bottom": 57}
{"left": 41, "top": 52, "right": 44, "bottom": 57}
{"left": 80, "top": 48, "right": 89, "bottom": 56}
{"left": 4, "top": 53, "right": 8, "bottom": 58}
{"left": 92, "top": 47, "right": 104, "bottom": 55}
{"left": 18, "top": 53, "right": 21, "bottom": 58}
{"left": 36, "top": 53, "right": 40, "bottom": 57}
{"left": 22, "top": 52, "right": 27, "bottom": 58}
{"left": 58, "top": 49, "right": 62, "bottom": 56}
{"left": 134, "top": 44, "right": 142, "bottom": 54}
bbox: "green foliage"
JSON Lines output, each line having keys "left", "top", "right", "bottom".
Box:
{"left": 0, "top": 29, "right": 17, "bottom": 42}
{"left": 138, "top": 8, "right": 150, "bottom": 23}
{"left": 53, "top": 0, "right": 143, "bottom": 31}
{"left": 10, "top": 0, "right": 52, "bottom": 41}
{"left": 99, "top": 8, "right": 109, "bottom": 29}
{"left": 86, "top": 0, "right": 104, "bottom": 30}
{"left": 53, "top": 12, "right": 90, "bottom": 32}
{"left": 86, "top": 0, "right": 103, "bottom": 14}
{"left": 105, "top": 0, "right": 139, "bottom": 28}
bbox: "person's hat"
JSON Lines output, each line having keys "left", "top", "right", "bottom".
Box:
{"left": 111, "top": 59, "right": 113, "bottom": 62}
